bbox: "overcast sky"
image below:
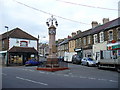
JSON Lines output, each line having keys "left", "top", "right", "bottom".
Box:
{"left": 0, "top": 0, "right": 119, "bottom": 43}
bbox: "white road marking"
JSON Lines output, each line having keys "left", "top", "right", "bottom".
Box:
{"left": 98, "top": 78, "right": 107, "bottom": 81}
{"left": 39, "top": 71, "right": 45, "bottom": 73}
{"left": 22, "top": 69, "right": 28, "bottom": 71}
{"left": 20, "top": 68, "right": 118, "bottom": 83}
{"left": 64, "top": 74, "right": 69, "bottom": 77}
{"left": 109, "top": 80, "right": 118, "bottom": 83}
{"left": 88, "top": 77, "right": 96, "bottom": 80}
{"left": 16, "top": 76, "right": 48, "bottom": 86}
{"left": 29, "top": 70, "right": 34, "bottom": 72}
{"left": 79, "top": 76, "right": 87, "bottom": 79}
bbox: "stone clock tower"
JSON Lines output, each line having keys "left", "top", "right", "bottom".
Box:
{"left": 46, "top": 15, "right": 58, "bottom": 67}
{"left": 37, "top": 15, "right": 68, "bottom": 71}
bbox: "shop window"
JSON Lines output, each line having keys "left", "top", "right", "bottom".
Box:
{"left": 20, "top": 41, "right": 28, "bottom": 47}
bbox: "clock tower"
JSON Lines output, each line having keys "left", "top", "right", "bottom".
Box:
{"left": 46, "top": 15, "right": 58, "bottom": 67}
{"left": 37, "top": 15, "right": 69, "bottom": 71}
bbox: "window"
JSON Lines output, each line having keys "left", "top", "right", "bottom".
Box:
{"left": 108, "top": 30, "right": 113, "bottom": 41}
{"left": 2, "top": 40, "right": 4, "bottom": 48}
{"left": 118, "top": 28, "right": 120, "bottom": 39}
{"left": 94, "top": 34, "right": 98, "bottom": 44}
{"left": 99, "top": 32, "right": 104, "bottom": 42}
{"left": 88, "top": 36, "right": 91, "bottom": 44}
{"left": 79, "top": 38, "right": 81, "bottom": 46}
{"left": 83, "top": 37, "right": 86, "bottom": 45}
{"left": 20, "top": 41, "right": 28, "bottom": 47}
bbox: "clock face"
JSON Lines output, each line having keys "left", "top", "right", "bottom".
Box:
{"left": 49, "top": 29, "right": 56, "bottom": 34}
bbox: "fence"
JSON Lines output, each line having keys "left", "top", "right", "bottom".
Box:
{"left": 37, "top": 61, "right": 68, "bottom": 68}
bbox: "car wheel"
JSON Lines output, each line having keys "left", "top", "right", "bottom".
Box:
{"left": 117, "top": 66, "right": 120, "bottom": 73}
{"left": 87, "top": 62, "right": 89, "bottom": 67}
{"left": 72, "top": 60, "right": 74, "bottom": 64}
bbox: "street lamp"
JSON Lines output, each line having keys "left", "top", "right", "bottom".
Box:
{"left": 46, "top": 15, "right": 58, "bottom": 27}
{"left": 5, "top": 26, "right": 9, "bottom": 66}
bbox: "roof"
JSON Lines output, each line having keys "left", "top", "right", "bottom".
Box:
{"left": 69, "top": 17, "right": 120, "bottom": 41}
{"left": 8, "top": 46, "right": 38, "bottom": 53}
{"left": 105, "top": 17, "right": 120, "bottom": 30}
{"left": 1, "top": 28, "right": 38, "bottom": 40}
{"left": 69, "top": 29, "right": 91, "bottom": 41}
{"left": 58, "top": 39, "right": 69, "bottom": 45}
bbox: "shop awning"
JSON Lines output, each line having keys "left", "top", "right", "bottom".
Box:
{"left": 8, "top": 46, "right": 38, "bottom": 53}
{"left": 0, "top": 51, "right": 7, "bottom": 54}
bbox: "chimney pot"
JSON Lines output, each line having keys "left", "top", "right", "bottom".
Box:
{"left": 91, "top": 21, "right": 98, "bottom": 28}
{"left": 71, "top": 32, "right": 76, "bottom": 37}
{"left": 103, "top": 18, "right": 109, "bottom": 24}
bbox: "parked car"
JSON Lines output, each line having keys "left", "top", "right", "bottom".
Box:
{"left": 25, "top": 59, "right": 42, "bottom": 66}
{"left": 58, "top": 56, "right": 64, "bottom": 62}
{"left": 72, "top": 54, "right": 82, "bottom": 64}
{"left": 81, "top": 57, "right": 96, "bottom": 66}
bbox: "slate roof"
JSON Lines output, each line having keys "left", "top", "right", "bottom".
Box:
{"left": 69, "top": 17, "right": 120, "bottom": 41}
{"left": 58, "top": 39, "right": 69, "bottom": 45}
{"left": 91, "top": 17, "right": 120, "bottom": 34}
{"left": 8, "top": 46, "right": 38, "bottom": 53}
{"left": 1, "top": 28, "right": 38, "bottom": 40}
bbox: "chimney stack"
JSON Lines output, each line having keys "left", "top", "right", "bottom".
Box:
{"left": 91, "top": 21, "right": 98, "bottom": 28}
{"left": 71, "top": 32, "right": 76, "bottom": 37}
{"left": 103, "top": 18, "right": 109, "bottom": 24}
{"left": 77, "top": 30, "right": 82, "bottom": 34}
{"left": 68, "top": 35, "right": 71, "bottom": 39}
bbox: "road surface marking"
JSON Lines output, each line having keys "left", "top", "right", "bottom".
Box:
{"left": 22, "top": 69, "right": 28, "bottom": 71}
{"left": 88, "top": 77, "right": 96, "bottom": 80}
{"left": 2, "top": 73, "right": 7, "bottom": 76}
{"left": 39, "top": 71, "right": 45, "bottom": 73}
{"left": 64, "top": 74, "right": 69, "bottom": 77}
{"left": 98, "top": 78, "right": 107, "bottom": 81}
{"left": 29, "top": 70, "right": 34, "bottom": 72}
{"left": 109, "top": 80, "right": 118, "bottom": 83}
{"left": 16, "top": 76, "right": 48, "bottom": 86}
{"left": 79, "top": 76, "right": 87, "bottom": 79}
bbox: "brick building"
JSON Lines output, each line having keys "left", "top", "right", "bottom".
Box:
{"left": 0, "top": 28, "right": 38, "bottom": 66}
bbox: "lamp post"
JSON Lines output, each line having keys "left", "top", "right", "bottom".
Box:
{"left": 46, "top": 15, "right": 58, "bottom": 67}
{"left": 5, "top": 26, "right": 9, "bottom": 66}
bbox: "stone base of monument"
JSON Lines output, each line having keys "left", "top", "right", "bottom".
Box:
{"left": 36, "top": 58, "right": 69, "bottom": 72}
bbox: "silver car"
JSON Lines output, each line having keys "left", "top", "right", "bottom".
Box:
{"left": 81, "top": 57, "right": 96, "bottom": 66}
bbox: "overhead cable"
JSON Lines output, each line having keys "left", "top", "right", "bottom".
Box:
{"left": 56, "top": 0, "right": 119, "bottom": 11}
{"left": 12, "top": 0, "right": 90, "bottom": 25}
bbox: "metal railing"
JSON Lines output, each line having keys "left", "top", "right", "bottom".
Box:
{"left": 37, "top": 61, "right": 68, "bottom": 68}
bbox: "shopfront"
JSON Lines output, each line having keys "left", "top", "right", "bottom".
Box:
{"left": 107, "top": 41, "right": 120, "bottom": 57}
{"left": 8, "top": 46, "right": 38, "bottom": 66}
{"left": 74, "top": 48, "right": 83, "bottom": 58}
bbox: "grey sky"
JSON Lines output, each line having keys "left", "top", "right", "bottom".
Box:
{"left": 0, "top": 0, "right": 119, "bottom": 43}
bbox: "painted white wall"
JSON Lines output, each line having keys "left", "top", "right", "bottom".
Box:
{"left": 93, "top": 41, "right": 107, "bottom": 60}
{"left": 9, "top": 38, "right": 37, "bottom": 50}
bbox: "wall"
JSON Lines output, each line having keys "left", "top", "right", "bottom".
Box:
{"left": 9, "top": 38, "right": 37, "bottom": 50}
{"left": 93, "top": 41, "right": 107, "bottom": 60}
{"left": 69, "top": 40, "right": 76, "bottom": 52}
